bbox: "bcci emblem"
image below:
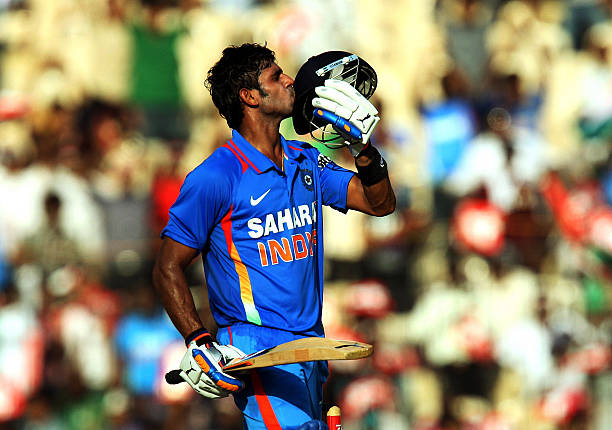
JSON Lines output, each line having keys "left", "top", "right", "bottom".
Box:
{"left": 301, "top": 169, "right": 314, "bottom": 191}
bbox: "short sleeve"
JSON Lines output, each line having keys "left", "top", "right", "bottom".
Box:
{"left": 161, "top": 164, "right": 231, "bottom": 251}
{"left": 317, "top": 152, "right": 355, "bottom": 213}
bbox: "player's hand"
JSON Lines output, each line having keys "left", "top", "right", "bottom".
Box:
{"left": 312, "top": 79, "right": 380, "bottom": 156}
{"left": 177, "top": 339, "right": 245, "bottom": 399}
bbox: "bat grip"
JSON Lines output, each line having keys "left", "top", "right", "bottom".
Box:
{"left": 165, "top": 369, "right": 184, "bottom": 385}
{"left": 312, "top": 109, "right": 362, "bottom": 141}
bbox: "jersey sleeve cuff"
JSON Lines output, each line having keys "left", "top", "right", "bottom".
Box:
{"left": 160, "top": 228, "right": 202, "bottom": 251}
{"left": 331, "top": 171, "right": 355, "bottom": 214}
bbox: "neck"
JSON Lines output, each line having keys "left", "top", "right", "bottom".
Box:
{"left": 238, "top": 117, "right": 284, "bottom": 169}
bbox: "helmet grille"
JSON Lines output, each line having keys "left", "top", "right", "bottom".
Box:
{"left": 307, "top": 54, "right": 377, "bottom": 147}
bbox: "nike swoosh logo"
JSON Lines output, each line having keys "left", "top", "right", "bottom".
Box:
{"left": 250, "top": 189, "right": 271, "bottom": 206}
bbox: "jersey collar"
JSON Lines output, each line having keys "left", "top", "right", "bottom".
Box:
{"left": 282, "top": 138, "right": 306, "bottom": 161}
{"left": 230, "top": 129, "right": 303, "bottom": 174}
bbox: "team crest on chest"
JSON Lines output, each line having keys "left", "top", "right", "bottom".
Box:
{"left": 300, "top": 168, "right": 314, "bottom": 191}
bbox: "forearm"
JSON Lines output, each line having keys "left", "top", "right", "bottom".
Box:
{"left": 359, "top": 174, "right": 395, "bottom": 216}
{"left": 153, "top": 260, "right": 204, "bottom": 339}
{"left": 354, "top": 147, "right": 396, "bottom": 216}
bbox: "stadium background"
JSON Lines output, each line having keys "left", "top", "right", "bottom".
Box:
{"left": 1, "top": 0, "right": 612, "bottom": 428}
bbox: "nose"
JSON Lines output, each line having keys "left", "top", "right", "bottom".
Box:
{"left": 282, "top": 74, "right": 295, "bottom": 88}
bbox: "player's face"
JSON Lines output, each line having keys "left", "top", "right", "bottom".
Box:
{"left": 258, "top": 63, "right": 295, "bottom": 118}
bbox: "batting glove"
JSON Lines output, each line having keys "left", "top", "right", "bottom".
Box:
{"left": 312, "top": 79, "right": 380, "bottom": 156}
{"left": 178, "top": 336, "right": 245, "bottom": 399}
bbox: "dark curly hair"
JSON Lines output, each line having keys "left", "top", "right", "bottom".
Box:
{"left": 204, "top": 43, "right": 276, "bottom": 130}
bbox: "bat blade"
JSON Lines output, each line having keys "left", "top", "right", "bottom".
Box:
{"left": 222, "top": 337, "right": 373, "bottom": 373}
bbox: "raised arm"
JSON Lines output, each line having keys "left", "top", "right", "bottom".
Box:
{"left": 346, "top": 149, "right": 396, "bottom": 216}
{"left": 312, "top": 79, "right": 396, "bottom": 216}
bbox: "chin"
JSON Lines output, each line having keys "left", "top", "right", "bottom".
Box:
{"left": 283, "top": 104, "right": 294, "bottom": 117}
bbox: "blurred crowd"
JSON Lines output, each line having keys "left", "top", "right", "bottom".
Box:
{"left": 1, "top": 0, "right": 612, "bottom": 429}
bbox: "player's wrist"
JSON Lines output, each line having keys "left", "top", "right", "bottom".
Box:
{"left": 354, "top": 141, "right": 374, "bottom": 163}
{"left": 355, "top": 144, "right": 388, "bottom": 186}
{"left": 185, "top": 327, "right": 215, "bottom": 347}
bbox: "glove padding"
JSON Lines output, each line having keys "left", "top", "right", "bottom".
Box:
{"left": 178, "top": 340, "right": 245, "bottom": 399}
{"left": 312, "top": 79, "right": 380, "bottom": 156}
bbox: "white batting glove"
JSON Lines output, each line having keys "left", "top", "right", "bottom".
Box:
{"left": 178, "top": 339, "right": 245, "bottom": 399}
{"left": 312, "top": 79, "right": 380, "bottom": 155}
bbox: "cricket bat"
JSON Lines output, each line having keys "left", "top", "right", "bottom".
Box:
{"left": 222, "top": 337, "right": 372, "bottom": 372}
{"left": 165, "top": 337, "right": 372, "bottom": 384}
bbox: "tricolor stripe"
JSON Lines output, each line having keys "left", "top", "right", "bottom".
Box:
{"left": 251, "top": 371, "right": 282, "bottom": 429}
{"left": 220, "top": 206, "right": 262, "bottom": 325}
{"left": 228, "top": 139, "right": 261, "bottom": 173}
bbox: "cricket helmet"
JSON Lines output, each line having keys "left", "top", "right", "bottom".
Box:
{"left": 292, "top": 51, "right": 377, "bottom": 144}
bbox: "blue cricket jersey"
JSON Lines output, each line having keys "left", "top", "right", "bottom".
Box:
{"left": 162, "top": 130, "right": 354, "bottom": 335}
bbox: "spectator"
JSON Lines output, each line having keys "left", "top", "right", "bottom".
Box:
{"left": 436, "top": 0, "right": 496, "bottom": 92}
{"left": 577, "top": 22, "right": 612, "bottom": 141}
{"left": 128, "top": 0, "right": 188, "bottom": 141}
{"left": 563, "top": 0, "right": 612, "bottom": 49}
{"left": 19, "top": 192, "right": 80, "bottom": 276}
{"left": 114, "top": 283, "right": 182, "bottom": 396}
{"left": 0, "top": 283, "right": 44, "bottom": 422}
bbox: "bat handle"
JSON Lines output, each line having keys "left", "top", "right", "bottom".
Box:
{"left": 327, "top": 406, "right": 342, "bottom": 430}
{"left": 165, "top": 369, "right": 184, "bottom": 385}
{"left": 312, "top": 108, "right": 362, "bottom": 141}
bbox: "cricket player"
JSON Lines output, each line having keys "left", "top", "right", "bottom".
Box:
{"left": 153, "top": 43, "right": 395, "bottom": 429}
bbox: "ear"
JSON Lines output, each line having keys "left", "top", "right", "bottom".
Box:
{"left": 239, "top": 88, "right": 259, "bottom": 108}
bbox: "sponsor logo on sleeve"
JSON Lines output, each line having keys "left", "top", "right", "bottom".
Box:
{"left": 317, "top": 154, "right": 332, "bottom": 170}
